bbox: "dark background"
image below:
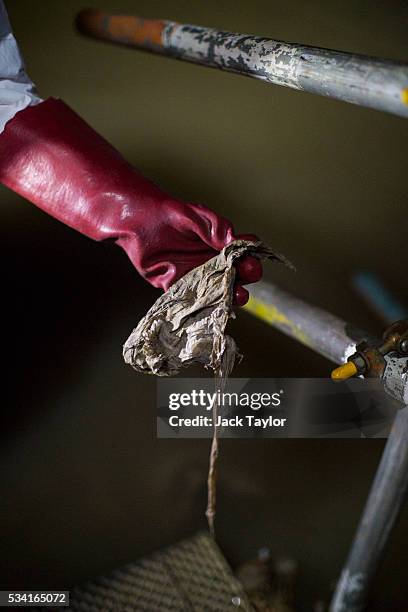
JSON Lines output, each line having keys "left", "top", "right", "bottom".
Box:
{"left": 1, "top": 1, "right": 407, "bottom": 609}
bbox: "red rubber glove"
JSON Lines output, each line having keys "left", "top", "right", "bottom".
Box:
{"left": 0, "top": 98, "right": 261, "bottom": 303}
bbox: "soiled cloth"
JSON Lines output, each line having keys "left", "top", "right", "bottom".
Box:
{"left": 123, "top": 240, "right": 292, "bottom": 377}
{"left": 123, "top": 239, "right": 292, "bottom": 534}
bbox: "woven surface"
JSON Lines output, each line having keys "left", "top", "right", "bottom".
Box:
{"left": 44, "top": 532, "right": 252, "bottom": 611}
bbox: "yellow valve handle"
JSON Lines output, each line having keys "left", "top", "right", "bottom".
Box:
{"left": 331, "top": 361, "right": 358, "bottom": 381}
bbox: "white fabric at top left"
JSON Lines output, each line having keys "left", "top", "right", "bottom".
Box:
{"left": 0, "top": 0, "right": 42, "bottom": 133}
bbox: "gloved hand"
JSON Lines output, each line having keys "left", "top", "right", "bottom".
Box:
{"left": 0, "top": 98, "right": 262, "bottom": 304}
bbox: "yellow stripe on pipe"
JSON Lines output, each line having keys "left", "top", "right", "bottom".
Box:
{"left": 244, "top": 295, "right": 310, "bottom": 346}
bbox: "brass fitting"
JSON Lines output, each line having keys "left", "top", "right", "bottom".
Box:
{"left": 331, "top": 320, "right": 408, "bottom": 381}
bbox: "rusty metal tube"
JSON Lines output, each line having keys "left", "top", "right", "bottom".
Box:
{"left": 76, "top": 9, "right": 408, "bottom": 118}
{"left": 245, "top": 280, "right": 370, "bottom": 366}
{"left": 245, "top": 280, "right": 408, "bottom": 611}
{"left": 246, "top": 281, "right": 408, "bottom": 404}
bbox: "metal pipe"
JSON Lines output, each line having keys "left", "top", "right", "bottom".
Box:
{"left": 76, "top": 9, "right": 408, "bottom": 118}
{"left": 245, "top": 280, "right": 408, "bottom": 611}
{"left": 245, "top": 280, "right": 371, "bottom": 365}
{"left": 329, "top": 404, "right": 408, "bottom": 612}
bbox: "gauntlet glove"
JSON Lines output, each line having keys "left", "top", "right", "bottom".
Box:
{"left": 0, "top": 98, "right": 262, "bottom": 303}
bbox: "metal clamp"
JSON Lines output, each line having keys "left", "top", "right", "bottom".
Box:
{"left": 331, "top": 320, "right": 408, "bottom": 404}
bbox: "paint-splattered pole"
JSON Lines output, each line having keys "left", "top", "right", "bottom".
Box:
{"left": 77, "top": 9, "right": 408, "bottom": 118}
